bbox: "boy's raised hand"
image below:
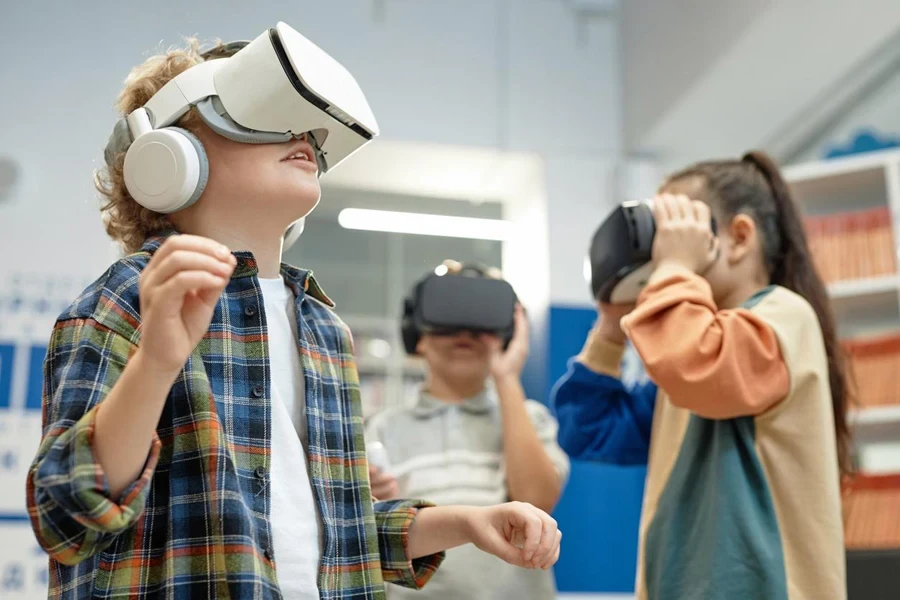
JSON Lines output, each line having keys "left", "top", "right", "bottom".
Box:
{"left": 487, "top": 304, "right": 529, "bottom": 381}
{"left": 137, "top": 234, "right": 236, "bottom": 375}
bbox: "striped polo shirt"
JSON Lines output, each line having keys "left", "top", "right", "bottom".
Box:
{"left": 366, "top": 386, "right": 570, "bottom": 600}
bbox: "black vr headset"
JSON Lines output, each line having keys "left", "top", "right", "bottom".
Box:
{"left": 401, "top": 263, "right": 517, "bottom": 354}
{"left": 588, "top": 200, "right": 716, "bottom": 303}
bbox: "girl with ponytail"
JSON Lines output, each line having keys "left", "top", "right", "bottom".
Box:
{"left": 552, "top": 150, "right": 849, "bottom": 600}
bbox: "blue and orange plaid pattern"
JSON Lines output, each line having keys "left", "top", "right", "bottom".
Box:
{"left": 26, "top": 232, "right": 443, "bottom": 599}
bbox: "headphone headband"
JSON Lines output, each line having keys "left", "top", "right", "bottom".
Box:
{"left": 201, "top": 40, "right": 249, "bottom": 60}
{"left": 104, "top": 41, "right": 248, "bottom": 167}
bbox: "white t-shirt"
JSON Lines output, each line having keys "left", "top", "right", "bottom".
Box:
{"left": 259, "top": 277, "right": 323, "bottom": 599}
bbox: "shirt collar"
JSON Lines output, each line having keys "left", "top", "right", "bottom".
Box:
{"left": 411, "top": 385, "right": 495, "bottom": 418}
{"left": 139, "top": 230, "right": 335, "bottom": 308}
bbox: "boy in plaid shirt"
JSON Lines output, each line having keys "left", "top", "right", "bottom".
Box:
{"left": 26, "top": 35, "right": 561, "bottom": 599}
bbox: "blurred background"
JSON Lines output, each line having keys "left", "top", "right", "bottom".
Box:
{"left": 2, "top": 1, "right": 900, "bottom": 597}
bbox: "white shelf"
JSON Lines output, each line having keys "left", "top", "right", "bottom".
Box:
{"left": 828, "top": 275, "right": 900, "bottom": 300}
{"left": 849, "top": 405, "right": 900, "bottom": 427}
{"left": 786, "top": 150, "right": 898, "bottom": 216}
{"left": 783, "top": 149, "right": 900, "bottom": 183}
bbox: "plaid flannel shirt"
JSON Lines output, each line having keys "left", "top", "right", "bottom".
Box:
{"left": 26, "top": 233, "right": 444, "bottom": 599}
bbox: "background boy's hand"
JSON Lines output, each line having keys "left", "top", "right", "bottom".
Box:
{"left": 651, "top": 193, "right": 718, "bottom": 274}
{"left": 137, "top": 234, "right": 236, "bottom": 375}
{"left": 368, "top": 465, "right": 399, "bottom": 501}
{"left": 487, "top": 304, "right": 529, "bottom": 381}
{"left": 465, "top": 502, "right": 561, "bottom": 570}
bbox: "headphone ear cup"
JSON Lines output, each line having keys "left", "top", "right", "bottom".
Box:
{"left": 401, "top": 316, "right": 419, "bottom": 355}
{"left": 400, "top": 298, "right": 419, "bottom": 355}
{"left": 123, "top": 127, "right": 209, "bottom": 214}
{"left": 169, "top": 127, "right": 209, "bottom": 209}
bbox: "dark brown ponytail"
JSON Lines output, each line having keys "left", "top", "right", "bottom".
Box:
{"left": 665, "top": 151, "right": 854, "bottom": 475}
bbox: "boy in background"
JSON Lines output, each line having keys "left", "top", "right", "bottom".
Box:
{"left": 367, "top": 260, "right": 569, "bottom": 600}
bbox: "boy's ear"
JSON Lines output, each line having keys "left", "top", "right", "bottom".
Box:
{"left": 726, "top": 214, "right": 758, "bottom": 264}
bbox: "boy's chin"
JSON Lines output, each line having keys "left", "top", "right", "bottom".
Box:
{"left": 290, "top": 183, "right": 321, "bottom": 205}
{"left": 266, "top": 188, "right": 319, "bottom": 216}
{"left": 444, "top": 362, "right": 490, "bottom": 382}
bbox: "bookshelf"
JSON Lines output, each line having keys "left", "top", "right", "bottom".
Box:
{"left": 784, "top": 150, "right": 900, "bottom": 473}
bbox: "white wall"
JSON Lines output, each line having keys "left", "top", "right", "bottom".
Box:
{"left": 790, "top": 63, "right": 900, "bottom": 164}
{"left": 544, "top": 155, "right": 618, "bottom": 306}
{"left": 0, "top": 0, "right": 620, "bottom": 274}
{"left": 622, "top": 0, "right": 772, "bottom": 148}
{"left": 626, "top": 0, "right": 900, "bottom": 169}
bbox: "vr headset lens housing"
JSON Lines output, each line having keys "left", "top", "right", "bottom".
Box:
{"left": 588, "top": 200, "right": 716, "bottom": 304}
{"left": 111, "top": 22, "right": 378, "bottom": 175}
{"left": 211, "top": 23, "right": 378, "bottom": 172}
{"left": 402, "top": 271, "right": 517, "bottom": 354}
{"left": 588, "top": 201, "right": 656, "bottom": 304}
{"left": 416, "top": 275, "right": 516, "bottom": 335}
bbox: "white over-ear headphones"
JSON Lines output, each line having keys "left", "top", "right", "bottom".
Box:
{"left": 121, "top": 109, "right": 210, "bottom": 214}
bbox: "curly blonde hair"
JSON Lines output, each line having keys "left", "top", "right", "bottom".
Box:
{"left": 95, "top": 39, "right": 231, "bottom": 254}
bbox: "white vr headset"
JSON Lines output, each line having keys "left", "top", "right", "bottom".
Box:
{"left": 105, "top": 21, "right": 379, "bottom": 219}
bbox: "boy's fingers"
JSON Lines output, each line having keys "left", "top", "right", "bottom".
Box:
{"left": 157, "top": 271, "right": 228, "bottom": 305}
{"left": 143, "top": 251, "right": 234, "bottom": 294}
{"left": 530, "top": 510, "right": 558, "bottom": 566}
{"left": 150, "top": 234, "right": 232, "bottom": 267}
{"left": 542, "top": 531, "right": 563, "bottom": 569}
{"left": 370, "top": 470, "right": 396, "bottom": 486}
{"left": 519, "top": 510, "right": 543, "bottom": 563}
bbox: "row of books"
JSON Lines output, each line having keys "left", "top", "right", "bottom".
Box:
{"left": 843, "top": 474, "right": 900, "bottom": 550}
{"left": 805, "top": 206, "right": 896, "bottom": 283}
{"left": 844, "top": 334, "right": 900, "bottom": 408}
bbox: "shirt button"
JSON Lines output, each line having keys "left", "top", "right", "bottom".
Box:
{"left": 244, "top": 305, "right": 257, "bottom": 317}
{"left": 252, "top": 385, "right": 264, "bottom": 398}
{"left": 254, "top": 466, "right": 266, "bottom": 479}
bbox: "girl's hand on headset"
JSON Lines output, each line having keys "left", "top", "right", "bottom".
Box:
{"left": 486, "top": 304, "right": 529, "bottom": 381}
{"left": 651, "top": 194, "right": 718, "bottom": 275}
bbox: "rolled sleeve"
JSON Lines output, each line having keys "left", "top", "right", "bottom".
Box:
{"left": 621, "top": 266, "right": 789, "bottom": 419}
{"left": 26, "top": 318, "right": 159, "bottom": 565}
{"left": 374, "top": 499, "right": 445, "bottom": 589}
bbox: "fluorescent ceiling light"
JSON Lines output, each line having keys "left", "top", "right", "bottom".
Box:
{"left": 337, "top": 208, "right": 514, "bottom": 241}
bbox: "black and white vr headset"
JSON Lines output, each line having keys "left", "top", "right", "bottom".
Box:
{"left": 104, "top": 22, "right": 379, "bottom": 225}
{"left": 588, "top": 200, "right": 716, "bottom": 303}
{"left": 401, "top": 264, "right": 517, "bottom": 355}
